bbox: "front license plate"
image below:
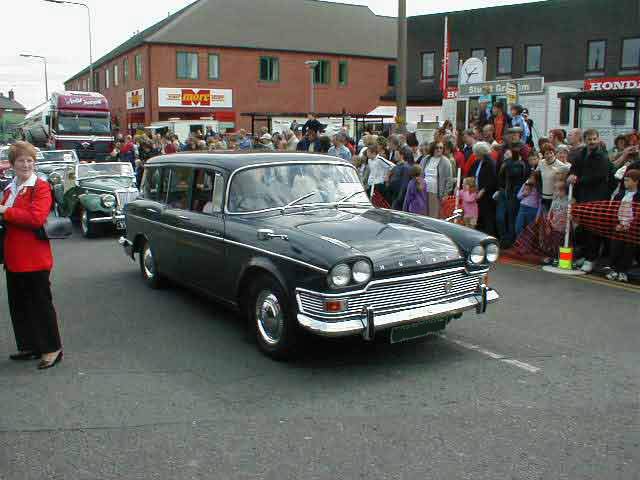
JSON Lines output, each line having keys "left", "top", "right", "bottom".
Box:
{"left": 116, "top": 221, "right": 126, "bottom": 230}
{"left": 390, "top": 319, "right": 447, "bottom": 344}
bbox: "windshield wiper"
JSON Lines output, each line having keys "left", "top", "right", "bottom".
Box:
{"left": 335, "top": 191, "right": 368, "bottom": 206}
{"left": 280, "top": 191, "right": 320, "bottom": 213}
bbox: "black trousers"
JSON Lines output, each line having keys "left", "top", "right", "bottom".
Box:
{"left": 6, "top": 270, "right": 61, "bottom": 355}
{"left": 610, "top": 240, "right": 637, "bottom": 273}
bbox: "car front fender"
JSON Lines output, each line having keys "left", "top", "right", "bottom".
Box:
{"left": 78, "top": 193, "right": 113, "bottom": 215}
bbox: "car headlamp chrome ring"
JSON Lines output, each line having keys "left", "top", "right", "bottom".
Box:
{"left": 469, "top": 245, "right": 486, "bottom": 264}
{"left": 485, "top": 243, "right": 500, "bottom": 263}
{"left": 329, "top": 263, "right": 351, "bottom": 288}
{"left": 101, "top": 194, "right": 116, "bottom": 209}
{"left": 352, "top": 260, "right": 372, "bottom": 284}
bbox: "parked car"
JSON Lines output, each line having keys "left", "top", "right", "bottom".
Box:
{"left": 120, "top": 153, "right": 500, "bottom": 359}
{"left": 36, "top": 149, "right": 79, "bottom": 182}
{"left": 54, "top": 162, "right": 139, "bottom": 238}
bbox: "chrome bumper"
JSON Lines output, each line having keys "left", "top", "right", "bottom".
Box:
{"left": 90, "top": 214, "right": 125, "bottom": 224}
{"left": 297, "top": 286, "right": 499, "bottom": 338}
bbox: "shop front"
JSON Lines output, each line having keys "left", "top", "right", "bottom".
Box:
{"left": 157, "top": 87, "right": 235, "bottom": 131}
{"left": 126, "top": 88, "right": 146, "bottom": 132}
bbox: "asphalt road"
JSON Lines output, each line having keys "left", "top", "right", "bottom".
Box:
{"left": 1, "top": 231, "right": 639, "bottom": 479}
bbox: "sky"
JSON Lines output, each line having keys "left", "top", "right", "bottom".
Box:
{"left": 3, "top": 0, "right": 543, "bottom": 110}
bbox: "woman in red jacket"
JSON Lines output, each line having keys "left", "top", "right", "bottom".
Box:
{"left": 0, "top": 141, "right": 62, "bottom": 370}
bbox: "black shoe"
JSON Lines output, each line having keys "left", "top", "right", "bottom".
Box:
{"left": 37, "top": 351, "right": 63, "bottom": 370}
{"left": 9, "top": 351, "right": 40, "bottom": 361}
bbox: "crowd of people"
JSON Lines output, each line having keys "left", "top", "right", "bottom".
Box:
{"left": 110, "top": 106, "right": 638, "bottom": 283}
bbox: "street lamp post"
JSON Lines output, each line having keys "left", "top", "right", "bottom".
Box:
{"left": 44, "top": 0, "right": 93, "bottom": 91}
{"left": 20, "top": 54, "right": 49, "bottom": 101}
{"left": 304, "top": 60, "right": 320, "bottom": 113}
{"left": 396, "top": 0, "right": 408, "bottom": 134}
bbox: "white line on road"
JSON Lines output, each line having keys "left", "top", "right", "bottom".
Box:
{"left": 439, "top": 334, "right": 541, "bottom": 374}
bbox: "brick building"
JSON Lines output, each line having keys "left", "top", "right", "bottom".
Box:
{"left": 64, "top": 0, "right": 397, "bottom": 133}
{"left": 0, "top": 90, "right": 26, "bottom": 143}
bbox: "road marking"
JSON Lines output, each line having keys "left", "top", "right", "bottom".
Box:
{"left": 439, "top": 334, "right": 541, "bottom": 374}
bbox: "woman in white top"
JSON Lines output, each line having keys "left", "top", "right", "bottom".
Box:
{"left": 537, "top": 143, "right": 570, "bottom": 211}
{"left": 419, "top": 141, "right": 453, "bottom": 218}
{"left": 366, "top": 147, "right": 393, "bottom": 195}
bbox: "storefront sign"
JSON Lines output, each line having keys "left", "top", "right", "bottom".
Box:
{"left": 458, "top": 77, "right": 544, "bottom": 98}
{"left": 584, "top": 76, "right": 640, "bottom": 92}
{"left": 443, "top": 87, "right": 459, "bottom": 100}
{"left": 158, "top": 88, "right": 233, "bottom": 108}
{"left": 506, "top": 82, "right": 518, "bottom": 105}
{"left": 126, "top": 89, "right": 145, "bottom": 110}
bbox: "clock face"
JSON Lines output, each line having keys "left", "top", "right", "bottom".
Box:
{"left": 460, "top": 58, "right": 485, "bottom": 85}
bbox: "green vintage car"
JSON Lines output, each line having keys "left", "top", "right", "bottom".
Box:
{"left": 51, "top": 162, "right": 139, "bottom": 238}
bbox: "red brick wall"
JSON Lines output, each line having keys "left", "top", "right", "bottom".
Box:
{"left": 67, "top": 44, "right": 395, "bottom": 132}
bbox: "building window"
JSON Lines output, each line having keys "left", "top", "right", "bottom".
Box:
{"left": 259, "top": 57, "right": 279, "bottom": 82}
{"left": 177, "top": 52, "right": 199, "bottom": 79}
{"left": 105, "top": 68, "right": 110, "bottom": 89}
{"left": 525, "top": 45, "right": 542, "bottom": 73}
{"left": 83, "top": 79, "right": 87, "bottom": 90}
{"left": 471, "top": 48, "right": 485, "bottom": 60}
{"left": 587, "top": 40, "right": 606, "bottom": 71}
{"left": 421, "top": 52, "right": 435, "bottom": 79}
{"left": 497, "top": 47, "right": 512, "bottom": 75}
{"left": 313, "top": 60, "right": 331, "bottom": 85}
{"left": 135, "top": 54, "right": 143, "bottom": 80}
{"left": 93, "top": 71, "right": 100, "bottom": 91}
{"left": 123, "top": 58, "right": 129, "bottom": 83}
{"left": 388, "top": 65, "right": 397, "bottom": 86}
{"left": 113, "top": 64, "right": 119, "bottom": 86}
{"left": 449, "top": 51, "right": 459, "bottom": 77}
{"left": 621, "top": 37, "right": 640, "bottom": 69}
{"left": 208, "top": 54, "right": 220, "bottom": 80}
{"left": 559, "top": 97, "right": 570, "bottom": 125}
{"left": 76, "top": 81, "right": 80, "bottom": 91}
{"left": 338, "top": 61, "right": 348, "bottom": 86}
{"left": 611, "top": 101, "right": 627, "bottom": 125}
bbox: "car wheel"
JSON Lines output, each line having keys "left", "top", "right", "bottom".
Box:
{"left": 80, "top": 208, "right": 97, "bottom": 238}
{"left": 248, "top": 275, "right": 298, "bottom": 360}
{"left": 139, "top": 241, "right": 165, "bottom": 289}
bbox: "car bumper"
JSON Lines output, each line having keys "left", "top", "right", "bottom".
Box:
{"left": 89, "top": 213, "right": 125, "bottom": 229}
{"left": 296, "top": 285, "right": 499, "bottom": 338}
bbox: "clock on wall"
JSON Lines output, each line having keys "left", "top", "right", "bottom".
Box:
{"left": 459, "top": 57, "right": 485, "bottom": 85}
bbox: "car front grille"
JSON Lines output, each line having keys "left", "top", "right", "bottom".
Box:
{"left": 297, "top": 269, "right": 483, "bottom": 320}
{"left": 115, "top": 190, "right": 139, "bottom": 208}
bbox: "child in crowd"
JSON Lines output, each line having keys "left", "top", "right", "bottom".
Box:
{"left": 403, "top": 164, "right": 428, "bottom": 215}
{"left": 460, "top": 177, "right": 479, "bottom": 228}
{"left": 516, "top": 172, "right": 542, "bottom": 236}
{"left": 607, "top": 170, "right": 640, "bottom": 282}
{"left": 541, "top": 179, "right": 571, "bottom": 264}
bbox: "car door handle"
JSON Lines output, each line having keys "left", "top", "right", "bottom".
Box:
{"left": 205, "top": 229, "right": 222, "bottom": 236}
{"left": 146, "top": 208, "right": 160, "bottom": 214}
{"left": 177, "top": 215, "right": 190, "bottom": 220}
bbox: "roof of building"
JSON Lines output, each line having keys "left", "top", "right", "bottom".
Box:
{"left": 0, "top": 94, "right": 26, "bottom": 112}
{"left": 66, "top": 0, "right": 397, "bottom": 83}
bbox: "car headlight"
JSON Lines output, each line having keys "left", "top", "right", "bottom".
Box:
{"left": 329, "top": 263, "right": 351, "bottom": 288}
{"left": 352, "top": 260, "right": 372, "bottom": 284}
{"left": 101, "top": 194, "right": 116, "bottom": 209}
{"left": 485, "top": 243, "right": 499, "bottom": 263}
{"left": 469, "top": 245, "right": 485, "bottom": 264}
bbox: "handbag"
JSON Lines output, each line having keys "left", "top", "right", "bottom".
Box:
{"left": 35, "top": 213, "right": 72, "bottom": 240}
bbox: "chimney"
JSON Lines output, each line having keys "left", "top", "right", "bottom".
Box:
{"left": 8, "top": 90, "right": 14, "bottom": 100}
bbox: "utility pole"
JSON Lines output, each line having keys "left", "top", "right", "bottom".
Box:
{"left": 44, "top": 0, "right": 93, "bottom": 91}
{"left": 396, "top": 0, "right": 408, "bottom": 134}
{"left": 20, "top": 54, "right": 48, "bottom": 101}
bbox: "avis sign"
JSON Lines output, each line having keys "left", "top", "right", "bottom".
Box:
{"left": 158, "top": 88, "right": 233, "bottom": 108}
{"left": 584, "top": 76, "right": 640, "bottom": 92}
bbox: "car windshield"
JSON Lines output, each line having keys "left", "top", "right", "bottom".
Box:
{"left": 40, "top": 151, "right": 78, "bottom": 163}
{"left": 77, "top": 163, "right": 133, "bottom": 179}
{"left": 57, "top": 113, "right": 111, "bottom": 135}
{"left": 228, "top": 163, "right": 370, "bottom": 213}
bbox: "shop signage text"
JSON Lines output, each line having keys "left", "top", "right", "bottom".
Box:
{"left": 158, "top": 88, "right": 233, "bottom": 108}
{"left": 443, "top": 87, "right": 459, "bottom": 100}
{"left": 458, "top": 77, "right": 544, "bottom": 98}
{"left": 126, "top": 89, "right": 145, "bottom": 110}
{"left": 584, "top": 76, "right": 640, "bottom": 92}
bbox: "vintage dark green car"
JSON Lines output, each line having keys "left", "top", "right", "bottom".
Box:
{"left": 120, "top": 153, "right": 500, "bottom": 359}
{"left": 52, "top": 161, "right": 138, "bottom": 237}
